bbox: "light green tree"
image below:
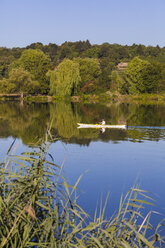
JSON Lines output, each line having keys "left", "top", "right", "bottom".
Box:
{"left": 10, "top": 49, "right": 52, "bottom": 94}
{"left": 0, "top": 68, "right": 40, "bottom": 94}
{"left": 125, "top": 57, "right": 161, "bottom": 94}
{"left": 0, "top": 79, "right": 15, "bottom": 93}
{"left": 47, "top": 59, "right": 81, "bottom": 96}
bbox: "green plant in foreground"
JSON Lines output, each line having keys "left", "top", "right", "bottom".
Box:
{"left": 0, "top": 135, "right": 165, "bottom": 247}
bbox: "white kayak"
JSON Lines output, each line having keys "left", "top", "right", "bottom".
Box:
{"left": 77, "top": 123, "right": 127, "bottom": 129}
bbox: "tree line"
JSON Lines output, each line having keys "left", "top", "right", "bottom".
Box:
{"left": 0, "top": 40, "right": 165, "bottom": 96}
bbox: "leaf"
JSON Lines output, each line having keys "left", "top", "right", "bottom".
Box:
{"left": 35, "top": 201, "right": 50, "bottom": 211}
{"left": 131, "top": 199, "right": 155, "bottom": 206}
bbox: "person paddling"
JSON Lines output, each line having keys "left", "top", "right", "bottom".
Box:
{"left": 100, "top": 119, "right": 105, "bottom": 125}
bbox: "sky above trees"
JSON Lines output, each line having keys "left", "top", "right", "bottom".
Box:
{"left": 0, "top": 0, "right": 165, "bottom": 48}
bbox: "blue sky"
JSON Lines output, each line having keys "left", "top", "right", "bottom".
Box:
{"left": 0, "top": 0, "right": 165, "bottom": 48}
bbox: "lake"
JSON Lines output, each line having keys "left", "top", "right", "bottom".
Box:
{"left": 0, "top": 101, "right": 165, "bottom": 228}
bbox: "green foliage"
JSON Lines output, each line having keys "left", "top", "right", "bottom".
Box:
{"left": 75, "top": 57, "right": 101, "bottom": 93}
{"left": 48, "top": 59, "right": 81, "bottom": 96}
{"left": 8, "top": 68, "right": 40, "bottom": 94}
{"left": 0, "top": 61, "right": 8, "bottom": 79}
{"left": 77, "top": 58, "right": 101, "bottom": 84}
{"left": 0, "top": 78, "right": 15, "bottom": 93}
{"left": 0, "top": 47, "right": 24, "bottom": 80}
{"left": 125, "top": 57, "right": 161, "bottom": 94}
{"left": 110, "top": 70, "right": 128, "bottom": 94}
{"left": 0, "top": 56, "right": 14, "bottom": 79}
{"left": 13, "top": 49, "right": 52, "bottom": 94}
{"left": 100, "top": 59, "right": 115, "bottom": 88}
{"left": 8, "top": 68, "right": 31, "bottom": 93}
{"left": 26, "top": 42, "right": 44, "bottom": 50}
{"left": 150, "top": 61, "right": 165, "bottom": 93}
{"left": 1, "top": 42, "right": 165, "bottom": 95}
{"left": 0, "top": 68, "right": 40, "bottom": 94}
{"left": 83, "top": 46, "right": 99, "bottom": 58}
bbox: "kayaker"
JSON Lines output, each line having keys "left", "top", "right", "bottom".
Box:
{"left": 101, "top": 119, "right": 105, "bottom": 125}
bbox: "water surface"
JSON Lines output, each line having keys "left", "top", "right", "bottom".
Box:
{"left": 0, "top": 101, "right": 165, "bottom": 226}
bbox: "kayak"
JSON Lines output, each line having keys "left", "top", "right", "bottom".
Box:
{"left": 77, "top": 123, "right": 127, "bottom": 129}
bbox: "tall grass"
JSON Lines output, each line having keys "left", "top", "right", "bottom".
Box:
{"left": 0, "top": 134, "right": 165, "bottom": 247}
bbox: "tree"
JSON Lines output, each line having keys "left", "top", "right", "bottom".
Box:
{"left": 74, "top": 40, "right": 91, "bottom": 53}
{"left": 110, "top": 71, "right": 128, "bottom": 94}
{"left": 0, "top": 79, "right": 15, "bottom": 93}
{"left": 82, "top": 46, "right": 99, "bottom": 58}
{"left": 99, "top": 59, "right": 115, "bottom": 89}
{"left": 11, "top": 49, "right": 52, "bottom": 94}
{"left": 26, "top": 42, "right": 44, "bottom": 50}
{"left": 9, "top": 68, "right": 40, "bottom": 94}
{"left": 98, "top": 43, "right": 110, "bottom": 58}
{"left": 0, "top": 68, "right": 40, "bottom": 94}
{"left": 125, "top": 57, "right": 161, "bottom": 94}
{"left": 47, "top": 59, "right": 81, "bottom": 96}
{"left": 0, "top": 61, "right": 7, "bottom": 79}
{"left": 75, "top": 58, "right": 101, "bottom": 92}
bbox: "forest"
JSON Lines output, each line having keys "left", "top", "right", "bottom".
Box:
{"left": 0, "top": 40, "right": 165, "bottom": 96}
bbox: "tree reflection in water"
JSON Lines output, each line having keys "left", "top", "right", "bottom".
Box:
{"left": 0, "top": 101, "right": 165, "bottom": 145}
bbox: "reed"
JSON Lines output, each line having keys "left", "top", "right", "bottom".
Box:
{"left": 0, "top": 134, "right": 164, "bottom": 247}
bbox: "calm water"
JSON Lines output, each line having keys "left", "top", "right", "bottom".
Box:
{"left": 0, "top": 101, "right": 165, "bottom": 227}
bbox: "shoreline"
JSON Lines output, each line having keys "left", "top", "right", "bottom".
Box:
{"left": 0, "top": 92, "right": 165, "bottom": 104}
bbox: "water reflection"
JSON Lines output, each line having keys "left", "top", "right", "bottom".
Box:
{"left": 0, "top": 101, "right": 165, "bottom": 144}
{"left": 1, "top": 101, "right": 165, "bottom": 225}
{"left": 0, "top": 102, "right": 49, "bottom": 144}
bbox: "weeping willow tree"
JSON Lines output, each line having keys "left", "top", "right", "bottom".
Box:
{"left": 47, "top": 59, "right": 81, "bottom": 97}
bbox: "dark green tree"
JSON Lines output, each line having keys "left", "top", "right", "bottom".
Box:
{"left": 75, "top": 58, "right": 101, "bottom": 93}
{"left": 99, "top": 59, "right": 115, "bottom": 89}
{"left": 110, "top": 70, "right": 128, "bottom": 94}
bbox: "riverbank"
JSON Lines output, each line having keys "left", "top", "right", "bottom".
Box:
{"left": 1, "top": 92, "right": 165, "bottom": 104}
